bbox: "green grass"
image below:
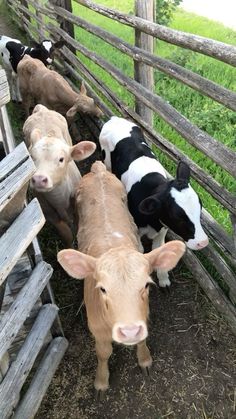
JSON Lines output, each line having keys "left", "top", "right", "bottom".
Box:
{"left": 72, "top": 1, "right": 236, "bottom": 232}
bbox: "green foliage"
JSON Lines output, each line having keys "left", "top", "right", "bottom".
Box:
{"left": 156, "top": 0, "right": 183, "bottom": 25}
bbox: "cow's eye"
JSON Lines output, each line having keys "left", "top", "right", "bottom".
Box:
{"left": 145, "top": 283, "right": 150, "bottom": 289}
{"left": 59, "top": 157, "right": 64, "bottom": 163}
{"left": 100, "top": 287, "right": 106, "bottom": 294}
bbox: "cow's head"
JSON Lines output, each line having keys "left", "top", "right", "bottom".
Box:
{"left": 139, "top": 161, "right": 208, "bottom": 250}
{"left": 30, "top": 39, "right": 65, "bottom": 66}
{"left": 66, "top": 82, "right": 103, "bottom": 120}
{"left": 58, "top": 240, "right": 185, "bottom": 345}
{"left": 29, "top": 136, "right": 96, "bottom": 191}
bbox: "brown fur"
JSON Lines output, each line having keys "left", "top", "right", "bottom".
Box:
{"left": 23, "top": 104, "right": 96, "bottom": 245}
{"left": 58, "top": 162, "right": 186, "bottom": 392}
{"left": 17, "top": 55, "right": 103, "bottom": 119}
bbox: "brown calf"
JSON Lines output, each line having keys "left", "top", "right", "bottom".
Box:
{"left": 23, "top": 104, "right": 96, "bottom": 245}
{"left": 58, "top": 162, "right": 185, "bottom": 392}
{"left": 17, "top": 55, "right": 103, "bottom": 119}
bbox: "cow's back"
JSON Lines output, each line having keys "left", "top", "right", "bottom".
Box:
{"left": 76, "top": 161, "right": 139, "bottom": 257}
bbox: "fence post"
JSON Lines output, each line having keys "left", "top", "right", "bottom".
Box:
{"left": 134, "top": 0, "right": 155, "bottom": 129}
{"left": 35, "top": 0, "right": 44, "bottom": 40}
{"left": 49, "top": 0, "right": 75, "bottom": 52}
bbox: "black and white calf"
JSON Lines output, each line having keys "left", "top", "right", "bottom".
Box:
{"left": 0, "top": 35, "right": 64, "bottom": 102}
{"left": 99, "top": 116, "right": 209, "bottom": 287}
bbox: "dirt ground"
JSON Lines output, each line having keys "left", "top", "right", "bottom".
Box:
{"left": 1, "top": 6, "right": 236, "bottom": 419}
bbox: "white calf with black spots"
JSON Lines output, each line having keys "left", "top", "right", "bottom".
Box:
{"left": 99, "top": 116, "right": 209, "bottom": 287}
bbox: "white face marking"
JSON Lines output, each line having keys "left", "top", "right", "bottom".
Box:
{"left": 170, "top": 185, "right": 208, "bottom": 249}
{"left": 121, "top": 156, "right": 167, "bottom": 194}
{"left": 42, "top": 41, "right": 52, "bottom": 52}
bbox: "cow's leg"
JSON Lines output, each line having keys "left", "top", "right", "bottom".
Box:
{"left": 94, "top": 339, "right": 112, "bottom": 391}
{"left": 15, "top": 75, "right": 22, "bottom": 103}
{"left": 151, "top": 227, "right": 170, "bottom": 287}
{"left": 52, "top": 219, "right": 73, "bottom": 247}
{"left": 5, "top": 69, "right": 16, "bottom": 102}
{"left": 140, "top": 226, "right": 170, "bottom": 287}
{"left": 21, "top": 93, "right": 32, "bottom": 117}
{"left": 137, "top": 340, "right": 152, "bottom": 374}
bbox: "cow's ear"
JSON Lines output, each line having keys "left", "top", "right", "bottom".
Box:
{"left": 66, "top": 105, "right": 77, "bottom": 120}
{"left": 176, "top": 161, "right": 190, "bottom": 183}
{"left": 53, "top": 40, "right": 65, "bottom": 49}
{"left": 80, "top": 81, "right": 87, "bottom": 95}
{"left": 31, "top": 41, "right": 40, "bottom": 48}
{"left": 71, "top": 141, "right": 96, "bottom": 161}
{"left": 57, "top": 249, "right": 96, "bottom": 279}
{"left": 145, "top": 240, "right": 186, "bottom": 272}
{"left": 139, "top": 195, "right": 161, "bottom": 215}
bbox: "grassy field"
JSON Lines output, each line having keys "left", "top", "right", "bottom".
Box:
{"left": 72, "top": 0, "right": 236, "bottom": 232}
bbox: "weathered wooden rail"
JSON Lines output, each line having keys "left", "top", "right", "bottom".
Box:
{"left": 0, "top": 69, "right": 68, "bottom": 419}
{"left": 4, "top": 0, "right": 236, "bottom": 337}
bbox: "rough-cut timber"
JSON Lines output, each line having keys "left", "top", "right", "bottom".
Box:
{"left": 56, "top": 45, "right": 236, "bottom": 218}
{"left": 134, "top": 0, "right": 154, "bottom": 126}
{"left": 51, "top": 6, "right": 236, "bottom": 111}
{"left": 0, "top": 70, "right": 10, "bottom": 107}
{"left": 0, "top": 142, "right": 35, "bottom": 212}
{"left": 0, "top": 262, "right": 53, "bottom": 360}
{"left": 0, "top": 304, "right": 58, "bottom": 419}
{"left": 50, "top": 26, "right": 236, "bottom": 179}
{"left": 14, "top": 337, "right": 69, "bottom": 419}
{"left": 73, "top": 0, "right": 236, "bottom": 66}
{"left": 0, "top": 199, "right": 45, "bottom": 286}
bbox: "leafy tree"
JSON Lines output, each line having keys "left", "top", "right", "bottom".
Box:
{"left": 156, "top": 0, "right": 183, "bottom": 25}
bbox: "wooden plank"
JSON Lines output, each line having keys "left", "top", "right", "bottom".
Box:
{"left": 183, "top": 249, "right": 236, "bottom": 336}
{"left": 51, "top": 7, "right": 236, "bottom": 112}
{"left": 202, "top": 245, "right": 236, "bottom": 305}
{"left": 0, "top": 261, "right": 53, "bottom": 359}
{"left": 0, "top": 199, "right": 45, "bottom": 286}
{"left": 0, "top": 141, "right": 30, "bottom": 179}
{"left": 0, "top": 106, "right": 16, "bottom": 153}
{"left": 73, "top": 0, "right": 236, "bottom": 66}
{"left": 0, "top": 70, "right": 10, "bottom": 107}
{"left": 202, "top": 210, "right": 236, "bottom": 265}
{"left": 57, "top": 48, "right": 236, "bottom": 216}
{"left": 0, "top": 158, "right": 34, "bottom": 213}
{"left": 168, "top": 232, "right": 236, "bottom": 336}
{"left": 134, "top": 0, "right": 154, "bottom": 127}
{"left": 51, "top": 27, "right": 236, "bottom": 179}
{"left": 14, "top": 337, "right": 68, "bottom": 419}
{"left": 0, "top": 304, "right": 59, "bottom": 419}
{"left": 0, "top": 143, "right": 34, "bottom": 204}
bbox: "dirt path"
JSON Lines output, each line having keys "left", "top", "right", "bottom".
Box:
{"left": 1, "top": 5, "right": 236, "bottom": 419}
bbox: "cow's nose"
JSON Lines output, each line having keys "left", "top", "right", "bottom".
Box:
{"left": 119, "top": 325, "right": 142, "bottom": 339}
{"left": 196, "top": 238, "right": 209, "bottom": 249}
{"left": 32, "top": 175, "right": 48, "bottom": 188}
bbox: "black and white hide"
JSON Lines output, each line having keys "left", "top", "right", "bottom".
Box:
{"left": 0, "top": 36, "right": 64, "bottom": 102}
{"left": 99, "top": 116, "right": 209, "bottom": 287}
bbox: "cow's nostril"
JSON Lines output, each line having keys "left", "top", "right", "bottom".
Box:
{"left": 119, "top": 325, "right": 142, "bottom": 339}
{"left": 197, "top": 238, "right": 209, "bottom": 249}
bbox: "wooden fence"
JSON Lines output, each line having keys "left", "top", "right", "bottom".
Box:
{"left": 0, "top": 69, "right": 68, "bottom": 419}
{"left": 4, "top": 0, "right": 236, "bottom": 336}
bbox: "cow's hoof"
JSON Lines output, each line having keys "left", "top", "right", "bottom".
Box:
{"left": 141, "top": 365, "right": 151, "bottom": 377}
{"left": 94, "top": 388, "right": 106, "bottom": 402}
{"left": 160, "top": 285, "right": 171, "bottom": 294}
